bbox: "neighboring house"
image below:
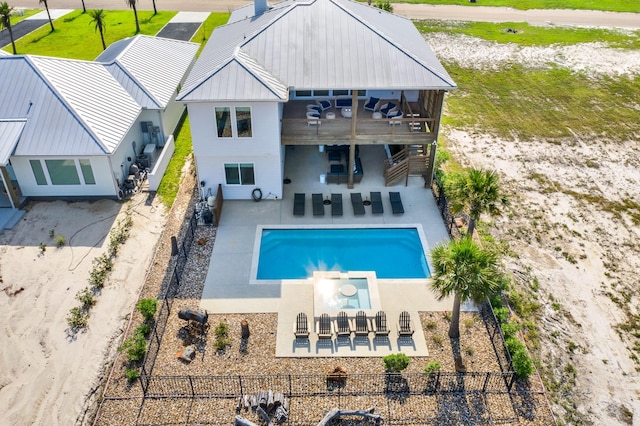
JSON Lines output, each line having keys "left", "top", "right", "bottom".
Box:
{"left": 178, "top": 0, "right": 456, "bottom": 200}
{"left": 0, "top": 35, "right": 198, "bottom": 212}
{"left": 0, "top": 50, "right": 11, "bottom": 56}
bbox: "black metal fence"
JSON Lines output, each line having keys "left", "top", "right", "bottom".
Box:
{"left": 432, "top": 177, "right": 468, "bottom": 239}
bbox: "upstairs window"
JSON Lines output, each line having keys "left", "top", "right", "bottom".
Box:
{"left": 215, "top": 107, "right": 252, "bottom": 138}
{"left": 215, "top": 107, "right": 232, "bottom": 137}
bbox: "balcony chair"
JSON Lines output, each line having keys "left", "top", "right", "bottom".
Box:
{"left": 379, "top": 102, "right": 397, "bottom": 117}
{"left": 316, "top": 99, "right": 332, "bottom": 111}
{"left": 306, "top": 111, "right": 321, "bottom": 126}
{"left": 364, "top": 97, "right": 381, "bottom": 112}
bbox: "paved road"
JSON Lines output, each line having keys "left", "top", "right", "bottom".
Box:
{"left": 8, "top": 1, "right": 640, "bottom": 29}
{"left": 0, "top": 19, "right": 48, "bottom": 49}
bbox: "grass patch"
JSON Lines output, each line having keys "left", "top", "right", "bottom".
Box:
{"left": 156, "top": 115, "right": 192, "bottom": 208}
{"left": 9, "top": 8, "right": 41, "bottom": 24}
{"left": 415, "top": 20, "right": 640, "bottom": 48}
{"left": 442, "top": 63, "right": 640, "bottom": 142}
{"left": 10, "top": 9, "right": 176, "bottom": 60}
{"left": 397, "top": 0, "right": 640, "bottom": 13}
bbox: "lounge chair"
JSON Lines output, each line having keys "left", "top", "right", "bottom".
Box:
{"left": 364, "top": 96, "right": 381, "bottom": 112}
{"left": 307, "top": 104, "right": 322, "bottom": 114}
{"left": 294, "top": 312, "right": 310, "bottom": 338}
{"left": 389, "top": 192, "right": 404, "bottom": 214}
{"left": 398, "top": 311, "right": 415, "bottom": 337}
{"left": 387, "top": 110, "right": 403, "bottom": 125}
{"left": 307, "top": 111, "right": 321, "bottom": 126}
{"left": 379, "top": 102, "right": 397, "bottom": 117}
{"left": 350, "top": 193, "right": 365, "bottom": 215}
{"left": 293, "top": 193, "right": 305, "bottom": 216}
{"left": 334, "top": 311, "right": 353, "bottom": 337}
{"left": 371, "top": 311, "right": 390, "bottom": 336}
{"left": 331, "top": 193, "right": 343, "bottom": 216}
{"left": 316, "top": 99, "right": 332, "bottom": 111}
{"left": 370, "top": 191, "right": 383, "bottom": 214}
{"left": 316, "top": 313, "right": 333, "bottom": 339}
{"left": 312, "top": 193, "right": 324, "bottom": 216}
{"left": 352, "top": 310, "right": 370, "bottom": 337}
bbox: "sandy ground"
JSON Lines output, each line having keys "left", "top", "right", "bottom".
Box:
{"left": 425, "top": 33, "right": 640, "bottom": 425}
{"left": 0, "top": 192, "right": 166, "bottom": 425}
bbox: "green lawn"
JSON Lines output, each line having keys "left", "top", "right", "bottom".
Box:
{"left": 415, "top": 20, "right": 640, "bottom": 48}
{"left": 396, "top": 0, "right": 640, "bottom": 13}
{"left": 9, "top": 8, "right": 41, "bottom": 25}
{"left": 5, "top": 10, "right": 176, "bottom": 59}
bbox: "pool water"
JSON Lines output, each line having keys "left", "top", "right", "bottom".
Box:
{"left": 256, "top": 228, "right": 430, "bottom": 279}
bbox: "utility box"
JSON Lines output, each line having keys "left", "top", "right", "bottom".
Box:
{"left": 143, "top": 144, "right": 157, "bottom": 167}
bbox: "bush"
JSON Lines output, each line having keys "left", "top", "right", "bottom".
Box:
{"left": 56, "top": 235, "right": 66, "bottom": 247}
{"left": 76, "top": 287, "right": 96, "bottom": 309}
{"left": 374, "top": 0, "right": 392, "bottom": 12}
{"left": 511, "top": 347, "right": 534, "bottom": 379}
{"left": 501, "top": 322, "right": 521, "bottom": 339}
{"left": 383, "top": 353, "right": 410, "bottom": 373}
{"left": 424, "top": 361, "right": 441, "bottom": 374}
{"left": 67, "top": 306, "right": 88, "bottom": 330}
{"left": 214, "top": 321, "right": 229, "bottom": 339}
{"left": 493, "top": 306, "right": 510, "bottom": 324}
{"left": 125, "top": 368, "right": 140, "bottom": 382}
{"left": 137, "top": 298, "right": 158, "bottom": 321}
{"left": 119, "top": 329, "right": 147, "bottom": 361}
{"left": 214, "top": 337, "right": 231, "bottom": 352}
{"left": 137, "top": 323, "right": 151, "bottom": 338}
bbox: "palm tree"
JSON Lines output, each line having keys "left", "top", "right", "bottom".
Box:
{"left": 39, "top": 0, "right": 54, "bottom": 32}
{"left": 151, "top": 0, "right": 157, "bottom": 15}
{"left": 445, "top": 168, "right": 509, "bottom": 237}
{"left": 430, "top": 237, "right": 502, "bottom": 339}
{"left": 0, "top": 2, "right": 16, "bottom": 54}
{"left": 80, "top": 0, "right": 86, "bottom": 13}
{"left": 125, "top": 0, "right": 140, "bottom": 34}
{"left": 88, "top": 9, "right": 107, "bottom": 50}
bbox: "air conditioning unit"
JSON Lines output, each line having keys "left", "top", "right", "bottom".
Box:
{"left": 143, "top": 144, "right": 157, "bottom": 166}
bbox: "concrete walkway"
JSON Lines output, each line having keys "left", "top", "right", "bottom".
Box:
{"left": 156, "top": 11, "right": 210, "bottom": 41}
{"left": 8, "top": 1, "right": 640, "bottom": 29}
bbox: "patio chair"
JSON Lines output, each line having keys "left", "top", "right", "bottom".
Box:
{"left": 397, "top": 311, "right": 415, "bottom": 337}
{"left": 387, "top": 110, "right": 403, "bottom": 125}
{"left": 293, "top": 193, "right": 305, "bottom": 216}
{"left": 371, "top": 311, "right": 390, "bottom": 336}
{"left": 316, "top": 99, "right": 332, "bottom": 111}
{"left": 331, "top": 193, "right": 343, "bottom": 216}
{"left": 312, "top": 193, "right": 325, "bottom": 216}
{"left": 370, "top": 191, "right": 383, "bottom": 214}
{"left": 334, "top": 311, "right": 353, "bottom": 337}
{"left": 307, "top": 104, "right": 322, "bottom": 114}
{"left": 352, "top": 310, "right": 371, "bottom": 337}
{"left": 350, "top": 193, "right": 365, "bottom": 215}
{"left": 379, "top": 102, "right": 397, "bottom": 117}
{"left": 307, "top": 111, "right": 321, "bottom": 126}
{"left": 389, "top": 192, "right": 404, "bottom": 214}
{"left": 364, "top": 96, "right": 381, "bottom": 112}
{"left": 294, "top": 312, "right": 310, "bottom": 338}
{"left": 316, "top": 313, "right": 333, "bottom": 339}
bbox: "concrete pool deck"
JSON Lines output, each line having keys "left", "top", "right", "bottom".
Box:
{"left": 199, "top": 145, "right": 475, "bottom": 357}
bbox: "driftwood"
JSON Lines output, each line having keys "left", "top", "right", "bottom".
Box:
{"left": 317, "top": 407, "right": 382, "bottom": 426}
{"left": 241, "top": 319, "right": 251, "bottom": 338}
{"left": 234, "top": 416, "right": 258, "bottom": 426}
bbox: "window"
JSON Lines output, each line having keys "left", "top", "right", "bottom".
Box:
{"left": 79, "top": 159, "right": 95, "bottom": 185}
{"left": 314, "top": 90, "right": 330, "bottom": 96}
{"left": 235, "top": 107, "right": 252, "bottom": 138}
{"left": 333, "top": 90, "right": 350, "bottom": 96}
{"left": 30, "top": 160, "right": 47, "bottom": 185}
{"left": 45, "top": 160, "right": 80, "bottom": 185}
{"left": 224, "top": 163, "right": 255, "bottom": 185}
{"left": 215, "top": 107, "right": 232, "bottom": 137}
{"left": 295, "top": 90, "right": 312, "bottom": 97}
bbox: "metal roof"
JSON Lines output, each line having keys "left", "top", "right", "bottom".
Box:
{"left": 97, "top": 35, "right": 199, "bottom": 109}
{"left": 0, "top": 56, "right": 141, "bottom": 157}
{"left": 0, "top": 50, "right": 11, "bottom": 56}
{"left": 178, "top": 0, "right": 455, "bottom": 102}
{"left": 0, "top": 119, "right": 25, "bottom": 166}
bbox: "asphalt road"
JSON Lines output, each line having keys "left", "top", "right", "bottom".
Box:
{"left": 8, "top": 1, "right": 640, "bottom": 29}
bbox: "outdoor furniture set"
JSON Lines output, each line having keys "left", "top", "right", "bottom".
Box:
{"left": 293, "top": 311, "right": 415, "bottom": 340}
{"left": 292, "top": 192, "right": 403, "bottom": 216}
{"left": 307, "top": 97, "right": 403, "bottom": 125}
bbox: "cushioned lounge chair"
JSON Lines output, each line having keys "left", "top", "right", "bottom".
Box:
{"left": 331, "top": 193, "right": 343, "bottom": 216}
{"left": 307, "top": 111, "right": 321, "bottom": 126}
{"left": 307, "top": 104, "right": 322, "bottom": 114}
{"left": 350, "top": 193, "right": 365, "bottom": 215}
{"left": 294, "top": 312, "right": 310, "bottom": 338}
{"left": 389, "top": 192, "right": 404, "bottom": 214}
{"left": 398, "top": 311, "right": 415, "bottom": 337}
{"left": 370, "top": 191, "right": 383, "bottom": 214}
{"left": 352, "top": 310, "right": 370, "bottom": 337}
{"left": 293, "top": 193, "right": 305, "bottom": 216}
{"left": 334, "top": 311, "right": 353, "bottom": 337}
{"left": 380, "top": 102, "right": 397, "bottom": 117}
{"left": 371, "top": 311, "right": 390, "bottom": 336}
{"left": 316, "top": 99, "right": 332, "bottom": 111}
{"left": 312, "top": 193, "right": 324, "bottom": 216}
{"left": 316, "top": 313, "right": 333, "bottom": 339}
{"left": 364, "top": 96, "right": 381, "bottom": 112}
{"left": 387, "top": 110, "right": 403, "bottom": 125}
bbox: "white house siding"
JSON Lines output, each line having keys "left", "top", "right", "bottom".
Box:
{"left": 11, "top": 156, "right": 116, "bottom": 197}
{"left": 109, "top": 123, "right": 145, "bottom": 188}
{"left": 161, "top": 95, "right": 186, "bottom": 139}
{"left": 189, "top": 101, "right": 283, "bottom": 200}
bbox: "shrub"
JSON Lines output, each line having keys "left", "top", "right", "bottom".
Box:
{"left": 493, "top": 306, "right": 510, "bottom": 324}
{"left": 214, "top": 336, "right": 231, "bottom": 352}
{"left": 76, "top": 287, "right": 96, "bottom": 309}
{"left": 501, "top": 322, "right": 521, "bottom": 339}
{"left": 374, "top": 0, "right": 392, "bottom": 12}
{"left": 137, "top": 298, "right": 158, "bottom": 321}
{"left": 511, "top": 346, "right": 534, "bottom": 379}
{"left": 125, "top": 368, "right": 140, "bottom": 382}
{"left": 137, "top": 323, "right": 151, "bottom": 338}
{"left": 424, "top": 361, "right": 441, "bottom": 374}
{"left": 119, "top": 329, "right": 147, "bottom": 361}
{"left": 67, "top": 307, "right": 88, "bottom": 330}
{"left": 383, "top": 353, "right": 410, "bottom": 373}
{"left": 424, "top": 320, "right": 437, "bottom": 330}
{"left": 214, "top": 321, "right": 229, "bottom": 339}
{"left": 56, "top": 235, "right": 66, "bottom": 247}
{"left": 89, "top": 254, "right": 113, "bottom": 289}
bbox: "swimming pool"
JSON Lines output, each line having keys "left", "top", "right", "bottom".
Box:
{"left": 256, "top": 227, "right": 430, "bottom": 280}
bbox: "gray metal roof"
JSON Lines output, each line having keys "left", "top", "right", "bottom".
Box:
{"left": 97, "top": 35, "right": 199, "bottom": 109}
{"left": 0, "top": 119, "right": 25, "bottom": 166}
{"left": 0, "top": 50, "right": 11, "bottom": 56}
{"left": 178, "top": 0, "right": 455, "bottom": 102}
{"left": 0, "top": 56, "right": 141, "bottom": 157}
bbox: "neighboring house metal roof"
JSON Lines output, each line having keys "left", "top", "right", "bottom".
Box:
{"left": 0, "top": 55, "right": 141, "bottom": 156}
{"left": 97, "top": 35, "right": 199, "bottom": 109}
{"left": 178, "top": 0, "right": 455, "bottom": 102}
{"left": 0, "top": 119, "right": 25, "bottom": 166}
{"left": 0, "top": 50, "right": 11, "bottom": 56}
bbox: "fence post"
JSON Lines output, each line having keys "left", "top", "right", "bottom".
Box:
{"left": 288, "top": 375, "right": 292, "bottom": 397}
{"left": 239, "top": 375, "right": 243, "bottom": 396}
{"left": 483, "top": 372, "right": 490, "bottom": 393}
{"left": 189, "top": 375, "right": 195, "bottom": 397}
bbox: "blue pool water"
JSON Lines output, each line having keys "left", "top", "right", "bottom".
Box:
{"left": 257, "top": 228, "right": 430, "bottom": 279}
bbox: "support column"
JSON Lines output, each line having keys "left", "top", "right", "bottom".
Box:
{"left": 0, "top": 166, "right": 19, "bottom": 209}
{"left": 347, "top": 90, "right": 358, "bottom": 189}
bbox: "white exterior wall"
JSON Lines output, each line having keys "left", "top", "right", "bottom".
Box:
{"left": 161, "top": 95, "right": 186, "bottom": 139}
{"left": 189, "top": 101, "right": 283, "bottom": 200}
{"left": 109, "top": 121, "right": 145, "bottom": 188}
{"left": 12, "top": 155, "right": 116, "bottom": 197}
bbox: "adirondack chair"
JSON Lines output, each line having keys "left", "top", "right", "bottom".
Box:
{"left": 397, "top": 311, "right": 415, "bottom": 337}
{"left": 293, "top": 312, "right": 310, "bottom": 338}
{"left": 353, "top": 310, "right": 370, "bottom": 337}
{"left": 316, "top": 313, "right": 333, "bottom": 339}
{"left": 371, "top": 311, "right": 390, "bottom": 336}
{"left": 334, "top": 311, "right": 353, "bottom": 337}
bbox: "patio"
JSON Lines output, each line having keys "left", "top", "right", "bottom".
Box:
{"left": 199, "top": 144, "right": 472, "bottom": 357}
